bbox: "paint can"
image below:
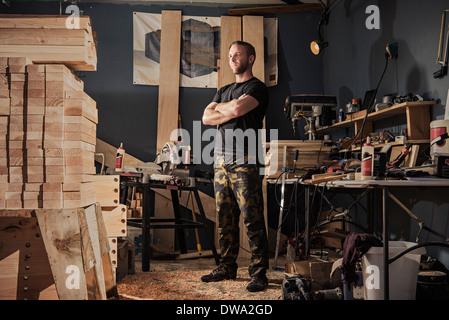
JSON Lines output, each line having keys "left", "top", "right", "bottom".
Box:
{"left": 430, "top": 120, "right": 449, "bottom": 159}
{"left": 416, "top": 270, "right": 447, "bottom": 300}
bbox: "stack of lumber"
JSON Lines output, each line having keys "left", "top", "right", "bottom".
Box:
{"left": 0, "top": 57, "right": 98, "bottom": 209}
{"left": 0, "top": 14, "right": 97, "bottom": 71}
{"left": 265, "top": 140, "right": 332, "bottom": 179}
{"left": 126, "top": 186, "right": 143, "bottom": 218}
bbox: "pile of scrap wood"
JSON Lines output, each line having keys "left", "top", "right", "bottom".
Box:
{"left": 0, "top": 204, "right": 118, "bottom": 300}
{"left": 0, "top": 14, "right": 97, "bottom": 71}
{"left": 265, "top": 140, "right": 333, "bottom": 179}
{"left": 0, "top": 57, "right": 98, "bottom": 209}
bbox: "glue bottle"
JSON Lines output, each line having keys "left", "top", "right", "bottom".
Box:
{"left": 115, "top": 143, "right": 125, "bottom": 172}
{"left": 361, "top": 137, "right": 374, "bottom": 180}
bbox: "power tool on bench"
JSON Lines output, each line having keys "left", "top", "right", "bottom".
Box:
{"left": 386, "top": 143, "right": 412, "bottom": 169}
{"left": 135, "top": 141, "right": 193, "bottom": 186}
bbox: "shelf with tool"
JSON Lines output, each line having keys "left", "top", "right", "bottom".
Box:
{"left": 315, "top": 100, "right": 436, "bottom": 142}
{"left": 315, "top": 100, "right": 437, "bottom": 177}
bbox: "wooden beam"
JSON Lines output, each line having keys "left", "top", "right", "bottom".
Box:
{"left": 243, "top": 15, "right": 265, "bottom": 82}
{"left": 228, "top": 3, "right": 322, "bottom": 16}
{"left": 219, "top": 16, "right": 242, "bottom": 88}
{"left": 156, "top": 10, "right": 182, "bottom": 154}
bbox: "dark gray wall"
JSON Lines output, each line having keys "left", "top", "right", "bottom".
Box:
{"left": 1, "top": 1, "right": 322, "bottom": 164}
{"left": 3, "top": 1, "right": 449, "bottom": 267}
{"left": 323, "top": 0, "right": 449, "bottom": 268}
{"left": 323, "top": 0, "right": 449, "bottom": 137}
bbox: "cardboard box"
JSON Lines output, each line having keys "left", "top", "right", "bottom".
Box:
{"left": 285, "top": 256, "right": 342, "bottom": 291}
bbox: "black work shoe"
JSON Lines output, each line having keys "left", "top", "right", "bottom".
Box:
{"left": 201, "top": 267, "right": 237, "bottom": 282}
{"left": 246, "top": 275, "right": 268, "bottom": 292}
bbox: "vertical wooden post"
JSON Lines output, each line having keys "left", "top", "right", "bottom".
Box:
{"left": 157, "top": 10, "right": 182, "bottom": 154}
{"left": 242, "top": 15, "right": 265, "bottom": 82}
{"left": 219, "top": 16, "right": 242, "bottom": 88}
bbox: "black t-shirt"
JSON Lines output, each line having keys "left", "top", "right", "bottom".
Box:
{"left": 212, "top": 77, "right": 269, "bottom": 164}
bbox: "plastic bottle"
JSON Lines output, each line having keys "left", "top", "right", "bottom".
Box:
{"left": 361, "top": 137, "right": 374, "bottom": 180}
{"left": 115, "top": 143, "right": 125, "bottom": 172}
{"left": 338, "top": 108, "right": 345, "bottom": 122}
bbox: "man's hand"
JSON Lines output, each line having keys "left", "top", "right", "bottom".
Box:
{"left": 202, "top": 102, "right": 233, "bottom": 126}
{"left": 216, "top": 94, "right": 259, "bottom": 118}
{"left": 202, "top": 93, "right": 259, "bottom": 126}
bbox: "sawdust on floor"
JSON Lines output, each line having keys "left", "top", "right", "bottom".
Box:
{"left": 117, "top": 256, "right": 287, "bottom": 300}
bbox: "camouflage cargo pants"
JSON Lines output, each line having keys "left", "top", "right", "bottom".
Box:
{"left": 214, "top": 159, "right": 269, "bottom": 278}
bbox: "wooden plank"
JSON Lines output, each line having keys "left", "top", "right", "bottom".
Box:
{"left": 156, "top": 10, "right": 182, "bottom": 154}
{"left": 36, "top": 208, "right": 88, "bottom": 300}
{"left": 406, "top": 104, "right": 431, "bottom": 140}
{"left": 94, "top": 203, "right": 118, "bottom": 299}
{"left": 0, "top": 15, "right": 93, "bottom": 34}
{"left": 220, "top": 16, "right": 242, "bottom": 88}
{"left": 354, "top": 119, "right": 373, "bottom": 139}
{"left": 92, "top": 175, "right": 120, "bottom": 207}
{"left": 0, "top": 45, "right": 88, "bottom": 65}
{"left": 228, "top": 3, "right": 322, "bottom": 16}
{"left": 78, "top": 205, "right": 103, "bottom": 300}
{"left": 242, "top": 15, "right": 265, "bottom": 82}
{"left": 0, "top": 29, "right": 87, "bottom": 46}
{"left": 101, "top": 204, "right": 127, "bottom": 237}
{"left": 153, "top": 193, "right": 175, "bottom": 253}
{"left": 0, "top": 250, "right": 19, "bottom": 300}
{"left": 311, "top": 173, "right": 351, "bottom": 184}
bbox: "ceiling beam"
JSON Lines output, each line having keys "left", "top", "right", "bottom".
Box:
{"left": 281, "top": 0, "right": 303, "bottom": 4}
{"left": 228, "top": 3, "right": 322, "bottom": 15}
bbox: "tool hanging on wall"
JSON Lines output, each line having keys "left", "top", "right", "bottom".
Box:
{"left": 434, "top": 9, "right": 449, "bottom": 78}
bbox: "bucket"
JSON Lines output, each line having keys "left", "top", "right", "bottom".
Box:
{"left": 416, "top": 270, "right": 447, "bottom": 300}
{"left": 362, "top": 241, "right": 425, "bottom": 300}
{"left": 430, "top": 120, "right": 449, "bottom": 159}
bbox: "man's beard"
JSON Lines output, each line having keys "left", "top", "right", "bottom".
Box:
{"left": 232, "top": 60, "right": 249, "bottom": 74}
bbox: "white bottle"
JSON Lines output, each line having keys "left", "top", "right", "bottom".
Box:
{"left": 361, "top": 137, "right": 374, "bottom": 180}
{"left": 115, "top": 143, "right": 125, "bottom": 172}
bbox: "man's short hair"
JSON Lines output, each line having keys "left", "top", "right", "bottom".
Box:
{"left": 229, "top": 40, "right": 256, "bottom": 60}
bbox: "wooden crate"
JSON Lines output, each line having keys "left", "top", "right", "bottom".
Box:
{"left": 265, "top": 140, "right": 332, "bottom": 179}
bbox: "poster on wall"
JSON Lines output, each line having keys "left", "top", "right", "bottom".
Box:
{"left": 133, "top": 12, "right": 220, "bottom": 88}
{"left": 133, "top": 11, "right": 278, "bottom": 88}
